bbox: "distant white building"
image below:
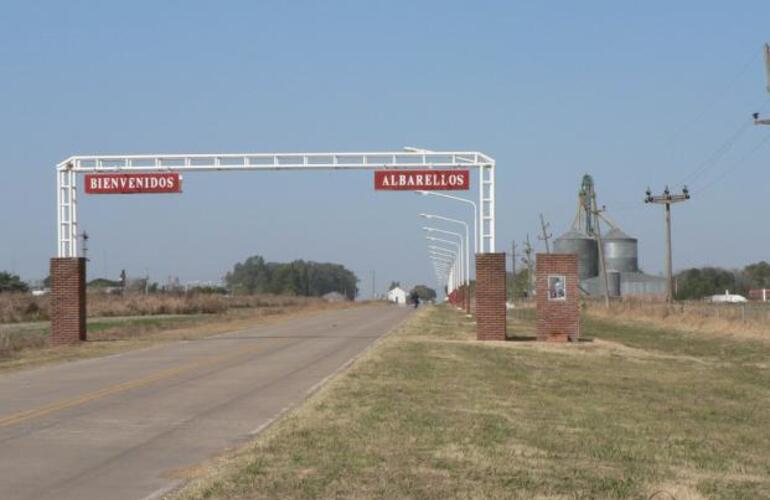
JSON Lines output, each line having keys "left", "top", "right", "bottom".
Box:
{"left": 322, "top": 291, "right": 347, "bottom": 303}
{"left": 709, "top": 290, "right": 748, "bottom": 304}
{"left": 387, "top": 286, "right": 408, "bottom": 305}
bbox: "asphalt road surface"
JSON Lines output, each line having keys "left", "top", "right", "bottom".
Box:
{"left": 0, "top": 304, "right": 411, "bottom": 500}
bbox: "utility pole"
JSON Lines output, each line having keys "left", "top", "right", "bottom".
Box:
{"left": 752, "top": 43, "right": 770, "bottom": 124}
{"left": 538, "top": 214, "right": 552, "bottom": 253}
{"left": 511, "top": 240, "right": 517, "bottom": 277}
{"left": 371, "top": 270, "right": 376, "bottom": 300}
{"left": 590, "top": 196, "right": 611, "bottom": 308}
{"left": 522, "top": 234, "right": 534, "bottom": 298}
{"left": 645, "top": 186, "right": 690, "bottom": 303}
{"left": 511, "top": 240, "right": 517, "bottom": 302}
{"left": 80, "top": 231, "right": 89, "bottom": 261}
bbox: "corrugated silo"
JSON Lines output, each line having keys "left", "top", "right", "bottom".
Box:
{"left": 608, "top": 271, "right": 621, "bottom": 297}
{"left": 602, "top": 227, "right": 638, "bottom": 272}
{"left": 553, "top": 230, "right": 599, "bottom": 279}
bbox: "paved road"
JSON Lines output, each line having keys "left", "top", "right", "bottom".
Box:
{"left": 0, "top": 305, "right": 411, "bottom": 500}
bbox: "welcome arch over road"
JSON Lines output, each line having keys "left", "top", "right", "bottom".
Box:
{"left": 52, "top": 149, "right": 506, "bottom": 344}
{"left": 57, "top": 150, "right": 496, "bottom": 257}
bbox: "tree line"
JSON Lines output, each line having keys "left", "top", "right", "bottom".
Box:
{"left": 225, "top": 255, "right": 358, "bottom": 300}
{"left": 674, "top": 261, "right": 770, "bottom": 300}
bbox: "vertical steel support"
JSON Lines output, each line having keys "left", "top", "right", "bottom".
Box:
{"left": 479, "top": 163, "right": 496, "bottom": 253}
{"left": 57, "top": 165, "right": 78, "bottom": 258}
{"left": 70, "top": 169, "right": 78, "bottom": 258}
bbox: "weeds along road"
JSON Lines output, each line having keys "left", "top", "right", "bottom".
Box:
{"left": 0, "top": 304, "right": 411, "bottom": 500}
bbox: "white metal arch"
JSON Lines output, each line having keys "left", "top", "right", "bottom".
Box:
{"left": 56, "top": 149, "right": 496, "bottom": 258}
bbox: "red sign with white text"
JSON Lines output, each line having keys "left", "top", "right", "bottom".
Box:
{"left": 84, "top": 173, "right": 182, "bottom": 194}
{"left": 374, "top": 170, "right": 469, "bottom": 191}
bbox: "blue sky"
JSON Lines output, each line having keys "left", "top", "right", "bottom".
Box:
{"left": 1, "top": 1, "right": 769, "bottom": 296}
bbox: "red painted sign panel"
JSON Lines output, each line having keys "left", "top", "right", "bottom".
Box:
{"left": 374, "top": 170, "right": 469, "bottom": 191}
{"left": 84, "top": 173, "right": 182, "bottom": 194}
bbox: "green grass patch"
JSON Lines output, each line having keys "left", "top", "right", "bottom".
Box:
{"left": 172, "top": 306, "right": 770, "bottom": 500}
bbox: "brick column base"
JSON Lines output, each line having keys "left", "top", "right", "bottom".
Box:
{"left": 475, "top": 253, "right": 507, "bottom": 340}
{"left": 465, "top": 283, "right": 471, "bottom": 314}
{"left": 536, "top": 253, "right": 580, "bottom": 342}
{"left": 50, "top": 257, "right": 87, "bottom": 345}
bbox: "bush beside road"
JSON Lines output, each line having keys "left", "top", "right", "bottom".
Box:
{"left": 170, "top": 305, "right": 770, "bottom": 500}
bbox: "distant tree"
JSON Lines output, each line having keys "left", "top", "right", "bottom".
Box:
{"left": 507, "top": 269, "right": 531, "bottom": 299}
{"left": 675, "top": 267, "right": 740, "bottom": 300}
{"left": 410, "top": 285, "right": 436, "bottom": 302}
{"left": 225, "top": 255, "right": 358, "bottom": 300}
{"left": 88, "top": 278, "right": 122, "bottom": 288}
{"left": 126, "top": 278, "right": 148, "bottom": 294}
{"left": 388, "top": 281, "right": 401, "bottom": 291}
{"left": 0, "top": 272, "right": 29, "bottom": 293}
{"left": 743, "top": 261, "right": 770, "bottom": 289}
{"left": 188, "top": 285, "right": 227, "bottom": 295}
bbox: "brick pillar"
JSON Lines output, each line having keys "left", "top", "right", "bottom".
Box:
{"left": 536, "top": 253, "right": 579, "bottom": 342}
{"left": 50, "top": 257, "right": 87, "bottom": 345}
{"left": 475, "top": 253, "right": 507, "bottom": 340}
{"left": 465, "top": 283, "right": 472, "bottom": 315}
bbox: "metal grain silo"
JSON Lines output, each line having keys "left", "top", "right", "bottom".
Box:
{"left": 608, "top": 271, "right": 621, "bottom": 297}
{"left": 553, "top": 230, "right": 599, "bottom": 279}
{"left": 602, "top": 227, "right": 638, "bottom": 273}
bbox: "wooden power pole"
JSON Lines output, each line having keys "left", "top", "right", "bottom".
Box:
{"left": 752, "top": 44, "right": 770, "bottom": 124}
{"left": 645, "top": 186, "right": 690, "bottom": 303}
{"left": 538, "top": 213, "right": 552, "bottom": 253}
{"left": 590, "top": 193, "right": 611, "bottom": 308}
{"left": 511, "top": 240, "right": 517, "bottom": 277}
{"left": 522, "top": 234, "right": 534, "bottom": 298}
{"left": 510, "top": 240, "right": 517, "bottom": 302}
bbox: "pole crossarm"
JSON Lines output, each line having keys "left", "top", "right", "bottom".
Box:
{"left": 56, "top": 149, "right": 496, "bottom": 258}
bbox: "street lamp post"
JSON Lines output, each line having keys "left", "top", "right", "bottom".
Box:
{"left": 425, "top": 234, "right": 464, "bottom": 286}
{"left": 429, "top": 254, "right": 454, "bottom": 297}
{"left": 426, "top": 233, "right": 465, "bottom": 309}
{"left": 423, "top": 214, "right": 472, "bottom": 314}
{"left": 424, "top": 227, "right": 468, "bottom": 288}
{"left": 420, "top": 214, "right": 470, "bottom": 298}
{"left": 428, "top": 249, "right": 458, "bottom": 291}
{"left": 416, "top": 191, "right": 478, "bottom": 254}
{"left": 428, "top": 245, "right": 457, "bottom": 296}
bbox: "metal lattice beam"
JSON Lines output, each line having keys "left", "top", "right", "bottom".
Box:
{"left": 56, "top": 150, "right": 496, "bottom": 257}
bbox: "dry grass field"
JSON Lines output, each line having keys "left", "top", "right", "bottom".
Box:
{"left": 584, "top": 299, "right": 770, "bottom": 344}
{"left": 0, "top": 295, "right": 350, "bottom": 371}
{"left": 168, "top": 305, "right": 770, "bottom": 500}
{"left": 0, "top": 292, "right": 313, "bottom": 324}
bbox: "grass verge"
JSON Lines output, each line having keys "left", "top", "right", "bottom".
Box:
{"left": 169, "top": 305, "right": 770, "bottom": 500}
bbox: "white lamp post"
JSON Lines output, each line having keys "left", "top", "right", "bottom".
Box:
{"left": 425, "top": 235, "right": 463, "bottom": 288}
{"left": 429, "top": 255, "right": 455, "bottom": 293}
{"left": 424, "top": 227, "right": 468, "bottom": 286}
{"left": 420, "top": 214, "right": 470, "bottom": 292}
{"left": 428, "top": 246, "right": 457, "bottom": 293}
{"left": 416, "top": 191, "right": 478, "bottom": 254}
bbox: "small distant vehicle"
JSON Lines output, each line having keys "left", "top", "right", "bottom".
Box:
{"left": 709, "top": 290, "right": 748, "bottom": 304}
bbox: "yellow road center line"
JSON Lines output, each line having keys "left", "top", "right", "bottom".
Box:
{"left": 0, "top": 342, "right": 268, "bottom": 428}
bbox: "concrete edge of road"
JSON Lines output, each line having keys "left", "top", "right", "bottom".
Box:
{"left": 156, "top": 306, "right": 417, "bottom": 500}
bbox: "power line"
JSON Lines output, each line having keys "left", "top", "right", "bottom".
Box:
{"left": 693, "top": 132, "right": 770, "bottom": 194}
{"left": 660, "top": 49, "right": 760, "bottom": 153}
{"left": 677, "top": 118, "right": 753, "bottom": 188}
